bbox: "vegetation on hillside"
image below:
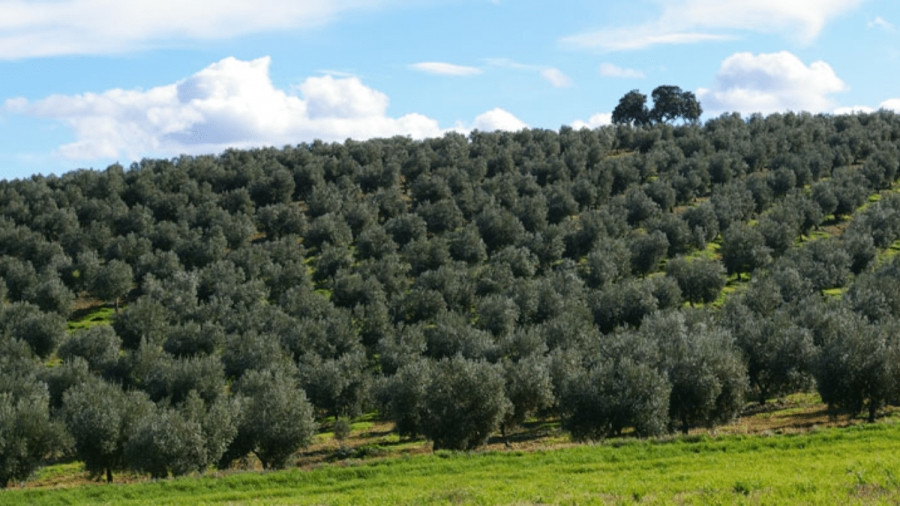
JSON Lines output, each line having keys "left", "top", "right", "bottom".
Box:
{"left": 3, "top": 109, "right": 900, "bottom": 486}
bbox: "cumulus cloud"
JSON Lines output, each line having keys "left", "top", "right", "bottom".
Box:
{"left": 299, "top": 74, "right": 389, "bottom": 119}
{"left": 880, "top": 99, "right": 900, "bottom": 111}
{"left": 697, "top": 51, "right": 847, "bottom": 115}
{"left": 561, "top": 0, "right": 863, "bottom": 51}
{"left": 5, "top": 56, "right": 533, "bottom": 160}
{"left": 472, "top": 108, "right": 527, "bottom": 132}
{"left": 0, "top": 0, "right": 388, "bottom": 59}
{"left": 410, "top": 62, "right": 482, "bottom": 76}
{"left": 4, "top": 56, "right": 449, "bottom": 159}
{"left": 599, "top": 63, "right": 645, "bottom": 79}
{"left": 571, "top": 113, "right": 612, "bottom": 130}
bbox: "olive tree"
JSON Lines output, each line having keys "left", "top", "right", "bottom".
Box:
{"left": 223, "top": 368, "right": 317, "bottom": 469}
{"left": 376, "top": 359, "right": 433, "bottom": 438}
{"left": 815, "top": 311, "right": 900, "bottom": 422}
{"left": 124, "top": 390, "right": 238, "bottom": 478}
{"left": 1, "top": 302, "right": 67, "bottom": 360}
{"left": 560, "top": 357, "right": 670, "bottom": 440}
{"left": 58, "top": 325, "right": 122, "bottom": 376}
{"left": 722, "top": 304, "right": 815, "bottom": 403}
{"left": 665, "top": 257, "right": 725, "bottom": 306}
{"left": 419, "top": 356, "right": 511, "bottom": 451}
{"left": 299, "top": 351, "right": 372, "bottom": 418}
{"left": 641, "top": 311, "right": 747, "bottom": 434}
{"left": 90, "top": 259, "right": 133, "bottom": 312}
{"left": 62, "top": 378, "right": 154, "bottom": 483}
{"left": 124, "top": 406, "right": 207, "bottom": 479}
{"left": 0, "top": 384, "right": 65, "bottom": 488}
{"left": 629, "top": 230, "right": 669, "bottom": 276}
{"left": 720, "top": 223, "right": 771, "bottom": 280}
{"left": 500, "top": 354, "right": 555, "bottom": 440}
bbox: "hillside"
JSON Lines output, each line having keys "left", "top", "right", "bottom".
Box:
{"left": 3, "top": 111, "right": 900, "bottom": 487}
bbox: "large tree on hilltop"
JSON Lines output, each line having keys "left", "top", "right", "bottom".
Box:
{"left": 612, "top": 85, "right": 702, "bottom": 126}
{"left": 611, "top": 90, "right": 650, "bottom": 126}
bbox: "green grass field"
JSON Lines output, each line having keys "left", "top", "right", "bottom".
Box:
{"left": 6, "top": 418, "right": 900, "bottom": 505}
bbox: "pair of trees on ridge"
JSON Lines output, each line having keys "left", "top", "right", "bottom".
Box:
{"left": 613, "top": 86, "right": 702, "bottom": 126}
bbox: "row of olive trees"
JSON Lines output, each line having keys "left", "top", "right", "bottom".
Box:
{"left": 5, "top": 295, "right": 898, "bottom": 487}
{"left": 376, "top": 310, "right": 748, "bottom": 450}
{"left": 0, "top": 339, "right": 318, "bottom": 486}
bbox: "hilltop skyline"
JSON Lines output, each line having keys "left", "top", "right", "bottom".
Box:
{"left": 1, "top": 0, "right": 898, "bottom": 180}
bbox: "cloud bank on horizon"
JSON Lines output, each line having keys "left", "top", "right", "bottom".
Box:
{"left": 0, "top": 0, "right": 898, "bottom": 178}
{"left": 5, "top": 56, "right": 528, "bottom": 161}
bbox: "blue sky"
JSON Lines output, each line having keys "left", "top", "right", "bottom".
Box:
{"left": 0, "top": 0, "right": 898, "bottom": 181}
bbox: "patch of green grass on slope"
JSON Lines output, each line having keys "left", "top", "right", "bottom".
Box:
{"left": 6, "top": 421, "right": 900, "bottom": 505}
{"left": 66, "top": 306, "right": 115, "bottom": 332}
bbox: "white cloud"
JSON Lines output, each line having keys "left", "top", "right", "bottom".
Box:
{"left": 472, "top": 108, "right": 527, "bottom": 132}
{"left": 868, "top": 16, "right": 895, "bottom": 31}
{"left": 5, "top": 55, "right": 532, "bottom": 160}
{"left": 488, "top": 58, "right": 572, "bottom": 88}
{"left": 3, "top": 97, "right": 27, "bottom": 113}
{"left": 0, "top": 0, "right": 385, "bottom": 59}
{"left": 833, "top": 99, "right": 900, "bottom": 115}
{"left": 563, "top": 30, "right": 730, "bottom": 52}
{"left": 834, "top": 100, "right": 900, "bottom": 114}
{"left": 599, "top": 63, "right": 645, "bottom": 79}
{"left": 663, "top": 0, "right": 864, "bottom": 41}
{"left": 562, "top": 0, "right": 863, "bottom": 51}
{"left": 571, "top": 113, "right": 612, "bottom": 130}
{"left": 299, "top": 74, "right": 389, "bottom": 119}
{"left": 5, "top": 56, "right": 447, "bottom": 160}
{"left": 410, "top": 62, "right": 482, "bottom": 76}
{"left": 834, "top": 105, "right": 875, "bottom": 115}
{"left": 410, "top": 59, "right": 570, "bottom": 87}
{"left": 880, "top": 99, "right": 900, "bottom": 111}
{"left": 697, "top": 51, "right": 847, "bottom": 115}
{"left": 540, "top": 68, "right": 572, "bottom": 88}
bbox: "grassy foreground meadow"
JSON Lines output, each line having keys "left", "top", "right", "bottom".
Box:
{"left": 5, "top": 410, "right": 900, "bottom": 505}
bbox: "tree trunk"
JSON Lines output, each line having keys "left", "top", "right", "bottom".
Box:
{"left": 254, "top": 451, "right": 269, "bottom": 470}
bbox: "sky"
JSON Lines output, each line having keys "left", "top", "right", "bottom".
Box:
{"left": 0, "top": 0, "right": 898, "bottom": 181}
